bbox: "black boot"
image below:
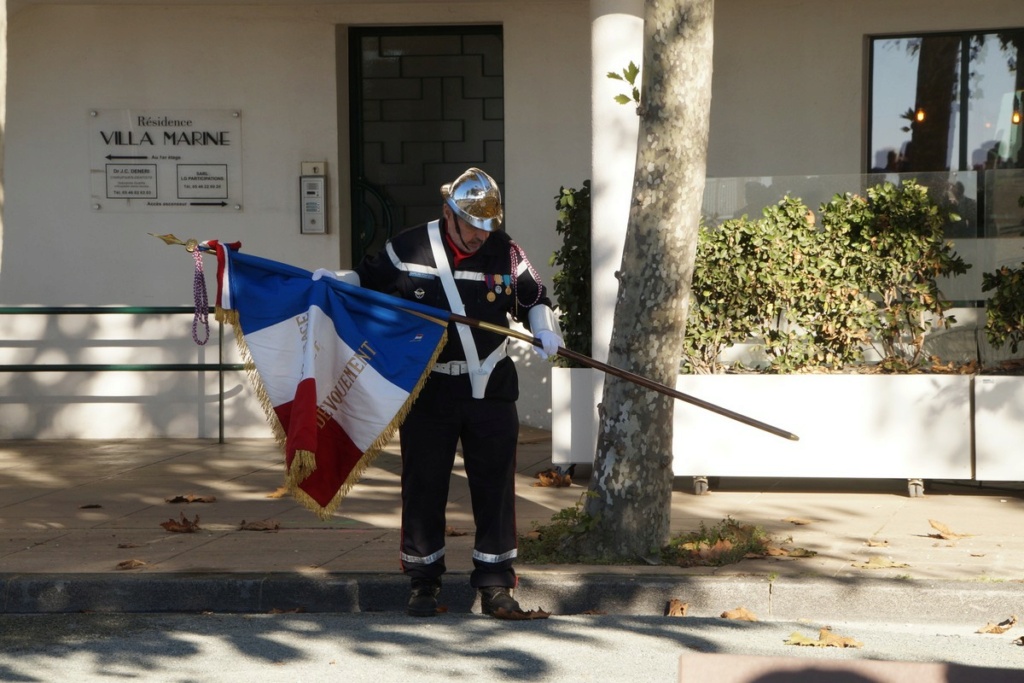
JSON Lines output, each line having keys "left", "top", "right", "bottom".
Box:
{"left": 407, "top": 578, "right": 441, "bottom": 617}
{"left": 479, "top": 586, "right": 522, "bottom": 617}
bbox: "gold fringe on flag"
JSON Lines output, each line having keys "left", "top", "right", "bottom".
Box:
{"left": 214, "top": 306, "right": 239, "bottom": 327}
{"left": 225, "top": 319, "right": 287, "bottom": 454}
{"left": 288, "top": 448, "right": 317, "bottom": 486}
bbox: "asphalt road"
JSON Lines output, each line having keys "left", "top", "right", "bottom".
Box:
{"left": 1, "top": 612, "right": 1022, "bottom": 682}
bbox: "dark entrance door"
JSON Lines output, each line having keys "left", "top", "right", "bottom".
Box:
{"left": 348, "top": 25, "right": 505, "bottom": 264}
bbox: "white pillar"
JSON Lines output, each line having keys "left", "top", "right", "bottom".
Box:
{"left": 0, "top": 0, "right": 7, "bottom": 265}
{"left": 590, "top": 0, "right": 642, "bottom": 363}
{"left": 553, "top": 0, "right": 642, "bottom": 465}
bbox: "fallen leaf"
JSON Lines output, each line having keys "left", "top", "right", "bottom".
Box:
{"left": 783, "top": 517, "right": 814, "bottom": 525}
{"left": 928, "top": 519, "right": 971, "bottom": 540}
{"left": 115, "top": 559, "right": 147, "bottom": 570}
{"left": 977, "top": 615, "right": 1017, "bottom": 634}
{"left": 785, "top": 627, "right": 863, "bottom": 648}
{"left": 1014, "top": 636, "right": 1024, "bottom": 646}
{"left": 818, "top": 628, "right": 864, "bottom": 648}
{"left": 240, "top": 519, "right": 280, "bottom": 531}
{"left": 266, "top": 487, "right": 289, "bottom": 499}
{"left": 929, "top": 358, "right": 979, "bottom": 375}
{"left": 764, "top": 544, "right": 817, "bottom": 558}
{"left": 445, "top": 526, "right": 469, "bottom": 537}
{"left": 721, "top": 607, "right": 758, "bottom": 621}
{"left": 161, "top": 512, "right": 201, "bottom": 533}
{"left": 665, "top": 599, "right": 689, "bottom": 617}
{"left": 785, "top": 632, "right": 819, "bottom": 646}
{"left": 865, "top": 539, "right": 889, "bottom": 547}
{"left": 851, "top": 555, "right": 909, "bottom": 569}
{"left": 699, "top": 538, "right": 734, "bottom": 562}
{"left": 166, "top": 494, "right": 217, "bottom": 504}
{"left": 491, "top": 607, "right": 550, "bottom": 620}
{"left": 532, "top": 469, "right": 572, "bottom": 488}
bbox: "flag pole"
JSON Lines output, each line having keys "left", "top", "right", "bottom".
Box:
{"left": 447, "top": 313, "right": 799, "bottom": 442}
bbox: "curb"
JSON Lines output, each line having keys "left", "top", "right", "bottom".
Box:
{"left": 3, "top": 572, "right": 1022, "bottom": 624}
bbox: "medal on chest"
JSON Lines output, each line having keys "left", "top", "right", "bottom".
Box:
{"left": 485, "top": 274, "right": 510, "bottom": 302}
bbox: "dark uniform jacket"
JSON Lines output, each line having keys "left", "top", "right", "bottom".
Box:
{"left": 356, "top": 219, "right": 552, "bottom": 402}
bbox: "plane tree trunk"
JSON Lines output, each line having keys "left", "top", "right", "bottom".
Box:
{"left": 581, "top": 0, "right": 713, "bottom": 560}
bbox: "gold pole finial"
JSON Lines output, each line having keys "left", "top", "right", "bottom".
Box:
{"left": 150, "top": 233, "right": 201, "bottom": 253}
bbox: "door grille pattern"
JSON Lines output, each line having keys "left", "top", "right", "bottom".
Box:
{"left": 350, "top": 26, "right": 504, "bottom": 262}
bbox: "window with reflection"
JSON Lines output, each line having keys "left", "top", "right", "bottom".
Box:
{"left": 870, "top": 30, "right": 1023, "bottom": 172}
{"left": 869, "top": 30, "right": 1024, "bottom": 238}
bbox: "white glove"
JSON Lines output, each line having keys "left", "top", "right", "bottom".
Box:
{"left": 528, "top": 305, "right": 563, "bottom": 360}
{"left": 534, "top": 329, "right": 563, "bottom": 360}
{"left": 312, "top": 269, "right": 361, "bottom": 286}
{"left": 311, "top": 268, "right": 338, "bottom": 281}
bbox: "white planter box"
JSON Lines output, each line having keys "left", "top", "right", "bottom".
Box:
{"left": 552, "top": 366, "right": 599, "bottom": 467}
{"left": 672, "top": 374, "right": 972, "bottom": 480}
{"left": 974, "top": 375, "right": 1024, "bottom": 481}
{"left": 553, "top": 369, "right": 974, "bottom": 481}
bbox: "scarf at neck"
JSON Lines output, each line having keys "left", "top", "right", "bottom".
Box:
{"left": 443, "top": 220, "right": 475, "bottom": 266}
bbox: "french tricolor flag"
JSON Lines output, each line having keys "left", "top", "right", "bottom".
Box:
{"left": 211, "top": 245, "right": 449, "bottom": 519}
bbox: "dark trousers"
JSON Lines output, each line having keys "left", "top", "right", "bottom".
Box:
{"left": 398, "top": 393, "right": 519, "bottom": 588}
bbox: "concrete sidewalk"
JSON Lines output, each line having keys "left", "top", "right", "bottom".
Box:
{"left": 1, "top": 428, "right": 1023, "bottom": 624}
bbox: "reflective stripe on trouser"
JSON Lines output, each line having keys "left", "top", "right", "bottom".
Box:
{"left": 400, "top": 547, "right": 445, "bottom": 566}
{"left": 399, "top": 394, "right": 519, "bottom": 588}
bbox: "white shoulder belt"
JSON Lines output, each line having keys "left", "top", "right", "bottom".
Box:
{"left": 427, "top": 221, "right": 507, "bottom": 399}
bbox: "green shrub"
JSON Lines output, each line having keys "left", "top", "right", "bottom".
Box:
{"left": 682, "top": 215, "right": 768, "bottom": 373}
{"left": 983, "top": 263, "right": 1024, "bottom": 354}
{"left": 821, "top": 180, "right": 969, "bottom": 370}
{"left": 550, "top": 182, "right": 592, "bottom": 367}
{"left": 682, "top": 180, "right": 968, "bottom": 373}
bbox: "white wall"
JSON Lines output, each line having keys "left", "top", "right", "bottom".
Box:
{"left": 0, "top": 1, "right": 591, "bottom": 436}
{"left": 4, "top": 5, "right": 342, "bottom": 303}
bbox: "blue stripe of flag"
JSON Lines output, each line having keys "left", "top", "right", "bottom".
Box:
{"left": 225, "top": 250, "right": 450, "bottom": 393}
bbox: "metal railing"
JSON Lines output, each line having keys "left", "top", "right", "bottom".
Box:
{"left": 0, "top": 306, "right": 245, "bottom": 443}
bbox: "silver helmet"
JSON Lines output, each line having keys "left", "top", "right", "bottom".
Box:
{"left": 441, "top": 167, "right": 504, "bottom": 232}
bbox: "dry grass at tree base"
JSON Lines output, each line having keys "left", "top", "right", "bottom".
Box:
{"left": 519, "top": 506, "right": 816, "bottom": 566}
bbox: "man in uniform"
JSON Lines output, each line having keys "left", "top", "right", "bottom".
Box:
{"left": 314, "top": 167, "right": 562, "bottom": 618}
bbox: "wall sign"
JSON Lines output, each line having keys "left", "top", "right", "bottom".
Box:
{"left": 89, "top": 109, "right": 242, "bottom": 212}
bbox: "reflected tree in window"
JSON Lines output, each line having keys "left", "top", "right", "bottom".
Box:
{"left": 904, "top": 35, "right": 960, "bottom": 172}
